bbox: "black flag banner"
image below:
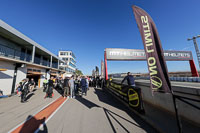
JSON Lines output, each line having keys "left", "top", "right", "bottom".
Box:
{"left": 132, "top": 5, "right": 171, "bottom": 93}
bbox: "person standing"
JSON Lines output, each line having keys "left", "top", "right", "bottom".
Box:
{"left": 96, "top": 76, "right": 100, "bottom": 88}
{"left": 121, "top": 72, "right": 135, "bottom": 87}
{"left": 30, "top": 78, "right": 35, "bottom": 92}
{"left": 63, "top": 76, "right": 70, "bottom": 98}
{"left": 46, "top": 77, "right": 54, "bottom": 98}
{"left": 93, "top": 77, "right": 96, "bottom": 87}
{"left": 90, "top": 77, "right": 93, "bottom": 87}
{"left": 43, "top": 78, "right": 48, "bottom": 92}
{"left": 80, "top": 76, "right": 87, "bottom": 96}
{"left": 16, "top": 81, "right": 23, "bottom": 97}
{"left": 69, "top": 76, "right": 75, "bottom": 98}
{"left": 74, "top": 77, "right": 79, "bottom": 95}
{"left": 85, "top": 76, "right": 89, "bottom": 90}
{"left": 21, "top": 78, "right": 31, "bottom": 103}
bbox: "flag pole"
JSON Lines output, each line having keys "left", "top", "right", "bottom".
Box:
{"left": 132, "top": 5, "right": 183, "bottom": 133}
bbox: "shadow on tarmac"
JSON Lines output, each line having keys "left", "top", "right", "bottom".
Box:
{"left": 25, "top": 93, "right": 35, "bottom": 101}
{"left": 32, "top": 88, "right": 37, "bottom": 92}
{"left": 76, "top": 95, "right": 100, "bottom": 109}
{"left": 75, "top": 87, "right": 158, "bottom": 133}
{"left": 54, "top": 86, "right": 64, "bottom": 97}
{"left": 19, "top": 115, "right": 48, "bottom": 133}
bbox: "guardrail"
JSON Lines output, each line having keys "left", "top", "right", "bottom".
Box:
{"left": 0, "top": 43, "right": 32, "bottom": 62}
{"left": 0, "top": 44, "right": 62, "bottom": 70}
{"left": 134, "top": 76, "right": 200, "bottom": 82}
{"left": 105, "top": 78, "right": 200, "bottom": 132}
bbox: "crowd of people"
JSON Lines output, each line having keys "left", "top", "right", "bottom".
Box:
{"left": 14, "top": 72, "right": 136, "bottom": 104}
{"left": 51, "top": 75, "right": 104, "bottom": 98}
{"left": 15, "top": 75, "right": 104, "bottom": 103}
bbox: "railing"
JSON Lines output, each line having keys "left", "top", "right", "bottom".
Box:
{"left": 42, "top": 60, "right": 50, "bottom": 67}
{"left": 52, "top": 62, "right": 58, "bottom": 69}
{"left": 69, "top": 62, "right": 76, "bottom": 68}
{"left": 0, "top": 44, "right": 63, "bottom": 70}
{"left": 0, "top": 43, "right": 32, "bottom": 62}
{"left": 26, "top": 54, "right": 32, "bottom": 62}
{"left": 34, "top": 56, "right": 41, "bottom": 64}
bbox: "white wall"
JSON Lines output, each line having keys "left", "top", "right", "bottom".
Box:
{"left": 15, "top": 66, "right": 27, "bottom": 88}
{"left": 0, "top": 61, "right": 15, "bottom": 95}
{"left": 0, "top": 61, "right": 27, "bottom": 95}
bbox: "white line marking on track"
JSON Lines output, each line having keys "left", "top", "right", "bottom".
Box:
{"left": 34, "top": 97, "right": 69, "bottom": 133}
{"left": 8, "top": 96, "right": 61, "bottom": 133}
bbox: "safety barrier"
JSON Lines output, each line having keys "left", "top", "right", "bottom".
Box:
{"left": 135, "top": 76, "right": 200, "bottom": 82}
{"left": 106, "top": 79, "right": 144, "bottom": 113}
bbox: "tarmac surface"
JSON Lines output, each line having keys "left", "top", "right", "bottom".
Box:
{"left": 0, "top": 87, "right": 157, "bottom": 133}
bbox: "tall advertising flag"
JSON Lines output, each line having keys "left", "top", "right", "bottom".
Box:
{"left": 132, "top": 6, "right": 171, "bottom": 93}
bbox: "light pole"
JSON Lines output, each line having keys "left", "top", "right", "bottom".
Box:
{"left": 187, "top": 35, "right": 200, "bottom": 68}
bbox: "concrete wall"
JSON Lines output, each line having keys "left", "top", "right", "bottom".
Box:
{"left": 15, "top": 66, "right": 27, "bottom": 88}
{"left": 0, "top": 61, "right": 15, "bottom": 95}
{"left": 0, "top": 61, "right": 27, "bottom": 95}
{"left": 135, "top": 80, "right": 200, "bottom": 125}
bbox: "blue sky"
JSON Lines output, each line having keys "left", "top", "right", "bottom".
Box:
{"left": 0, "top": 0, "right": 200, "bottom": 75}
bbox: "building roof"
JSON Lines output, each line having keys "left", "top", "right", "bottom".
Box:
{"left": 59, "top": 50, "right": 76, "bottom": 58}
{"left": 0, "top": 19, "right": 64, "bottom": 62}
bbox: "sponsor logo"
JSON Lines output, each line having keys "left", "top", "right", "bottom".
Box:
{"left": 141, "top": 15, "right": 162, "bottom": 91}
{"left": 128, "top": 89, "right": 139, "bottom": 107}
{"left": 106, "top": 49, "right": 192, "bottom": 60}
{"left": 151, "top": 76, "right": 162, "bottom": 90}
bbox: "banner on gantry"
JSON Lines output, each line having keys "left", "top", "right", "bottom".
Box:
{"left": 132, "top": 5, "right": 171, "bottom": 93}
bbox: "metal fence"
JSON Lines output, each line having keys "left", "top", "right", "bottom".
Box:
{"left": 42, "top": 60, "right": 50, "bottom": 67}
{"left": 52, "top": 62, "right": 58, "bottom": 69}
{"left": 0, "top": 44, "right": 32, "bottom": 62}
{"left": 0, "top": 44, "right": 63, "bottom": 70}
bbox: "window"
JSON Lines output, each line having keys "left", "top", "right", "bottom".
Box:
{"left": 62, "top": 58, "right": 68, "bottom": 61}
{"left": 69, "top": 62, "right": 76, "bottom": 68}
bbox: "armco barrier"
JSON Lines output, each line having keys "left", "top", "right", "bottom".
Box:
{"left": 127, "top": 76, "right": 200, "bottom": 82}
{"left": 135, "top": 80, "right": 200, "bottom": 125}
